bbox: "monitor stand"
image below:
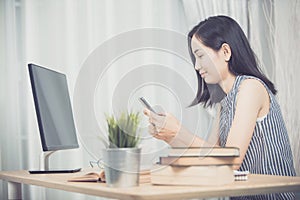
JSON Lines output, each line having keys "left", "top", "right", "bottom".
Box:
{"left": 28, "top": 151, "right": 81, "bottom": 174}
{"left": 40, "top": 151, "right": 56, "bottom": 171}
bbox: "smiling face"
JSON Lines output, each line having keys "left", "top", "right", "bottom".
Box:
{"left": 191, "top": 35, "right": 231, "bottom": 85}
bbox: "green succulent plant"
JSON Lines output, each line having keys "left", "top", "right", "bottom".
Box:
{"left": 106, "top": 111, "right": 141, "bottom": 148}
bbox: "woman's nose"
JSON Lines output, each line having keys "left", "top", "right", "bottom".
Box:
{"left": 194, "top": 63, "right": 202, "bottom": 71}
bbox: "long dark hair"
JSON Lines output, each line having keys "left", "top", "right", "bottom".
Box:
{"left": 188, "top": 15, "right": 277, "bottom": 107}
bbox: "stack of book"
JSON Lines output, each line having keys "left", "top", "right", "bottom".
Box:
{"left": 151, "top": 147, "right": 242, "bottom": 186}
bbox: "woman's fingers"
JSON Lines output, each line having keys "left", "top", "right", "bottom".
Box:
{"left": 143, "top": 108, "right": 150, "bottom": 116}
{"left": 144, "top": 108, "right": 176, "bottom": 142}
{"left": 149, "top": 124, "right": 164, "bottom": 135}
{"left": 144, "top": 108, "right": 165, "bottom": 127}
{"left": 153, "top": 133, "right": 165, "bottom": 140}
{"left": 148, "top": 124, "right": 157, "bottom": 135}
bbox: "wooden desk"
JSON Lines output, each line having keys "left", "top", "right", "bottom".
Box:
{"left": 1, "top": 169, "right": 300, "bottom": 200}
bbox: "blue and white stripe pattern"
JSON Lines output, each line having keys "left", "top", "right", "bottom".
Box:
{"left": 219, "top": 75, "right": 296, "bottom": 200}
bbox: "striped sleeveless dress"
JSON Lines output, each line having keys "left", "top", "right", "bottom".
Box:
{"left": 219, "top": 75, "right": 296, "bottom": 200}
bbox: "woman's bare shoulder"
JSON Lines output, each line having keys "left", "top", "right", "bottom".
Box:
{"left": 238, "top": 78, "right": 267, "bottom": 97}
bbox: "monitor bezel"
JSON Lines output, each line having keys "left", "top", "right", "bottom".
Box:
{"left": 28, "top": 63, "right": 79, "bottom": 151}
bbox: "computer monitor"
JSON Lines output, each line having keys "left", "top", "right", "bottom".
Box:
{"left": 28, "top": 63, "right": 79, "bottom": 152}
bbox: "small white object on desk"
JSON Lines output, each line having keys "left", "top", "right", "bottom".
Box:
{"left": 234, "top": 170, "right": 249, "bottom": 181}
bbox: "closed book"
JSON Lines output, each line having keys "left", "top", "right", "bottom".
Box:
{"left": 168, "top": 147, "right": 239, "bottom": 157}
{"left": 151, "top": 165, "right": 234, "bottom": 186}
{"left": 159, "top": 156, "right": 239, "bottom": 166}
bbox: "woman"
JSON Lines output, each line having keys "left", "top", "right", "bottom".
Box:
{"left": 144, "top": 16, "right": 296, "bottom": 199}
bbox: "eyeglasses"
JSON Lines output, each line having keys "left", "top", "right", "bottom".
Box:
{"left": 89, "top": 159, "right": 104, "bottom": 169}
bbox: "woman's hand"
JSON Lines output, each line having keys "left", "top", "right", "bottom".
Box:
{"left": 143, "top": 109, "right": 181, "bottom": 143}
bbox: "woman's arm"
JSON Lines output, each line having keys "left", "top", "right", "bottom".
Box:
{"left": 144, "top": 108, "right": 220, "bottom": 147}
{"left": 225, "top": 79, "right": 269, "bottom": 169}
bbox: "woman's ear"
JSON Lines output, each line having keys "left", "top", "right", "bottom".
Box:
{"left": 221, "top": 43, "right": 231, "bottom": 62}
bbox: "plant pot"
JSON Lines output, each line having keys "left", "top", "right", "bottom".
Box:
{"left": 102, "top": 148, "right": 141, "bottom": 187}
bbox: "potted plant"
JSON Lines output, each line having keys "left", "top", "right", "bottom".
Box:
{"left": 102, "top": 111, "right": 141, "bottom": 187}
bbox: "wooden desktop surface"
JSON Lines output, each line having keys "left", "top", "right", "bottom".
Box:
{"left": 1, "top": 169, "right": 300, "bottom": 200}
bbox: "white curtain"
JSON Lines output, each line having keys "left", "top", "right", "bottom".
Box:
{"left": 1, "top": 0, "right": 299, "bottom": 199}
{"left": 182, "top": 0, "right": 249, "bottom": 36}
{"left": 1, "top": 0, "right": 202, "bottom": 199}
{"left": 182, "top": 0, "right": 300, "bottom": 176}
{"left": 272, "top": 0, "right": 300, "bottom": 175}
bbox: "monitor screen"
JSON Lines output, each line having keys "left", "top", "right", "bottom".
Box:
{"left": 28, "top": 63, "right": 79, "bottom": 151}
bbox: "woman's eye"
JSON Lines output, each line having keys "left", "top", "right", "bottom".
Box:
{"left": 197, "top": 54, "right": 203, "bottom": 58}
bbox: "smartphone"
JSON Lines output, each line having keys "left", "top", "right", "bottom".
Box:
{"left": 139, "top": 97, "right": 158, "bottom": 114}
